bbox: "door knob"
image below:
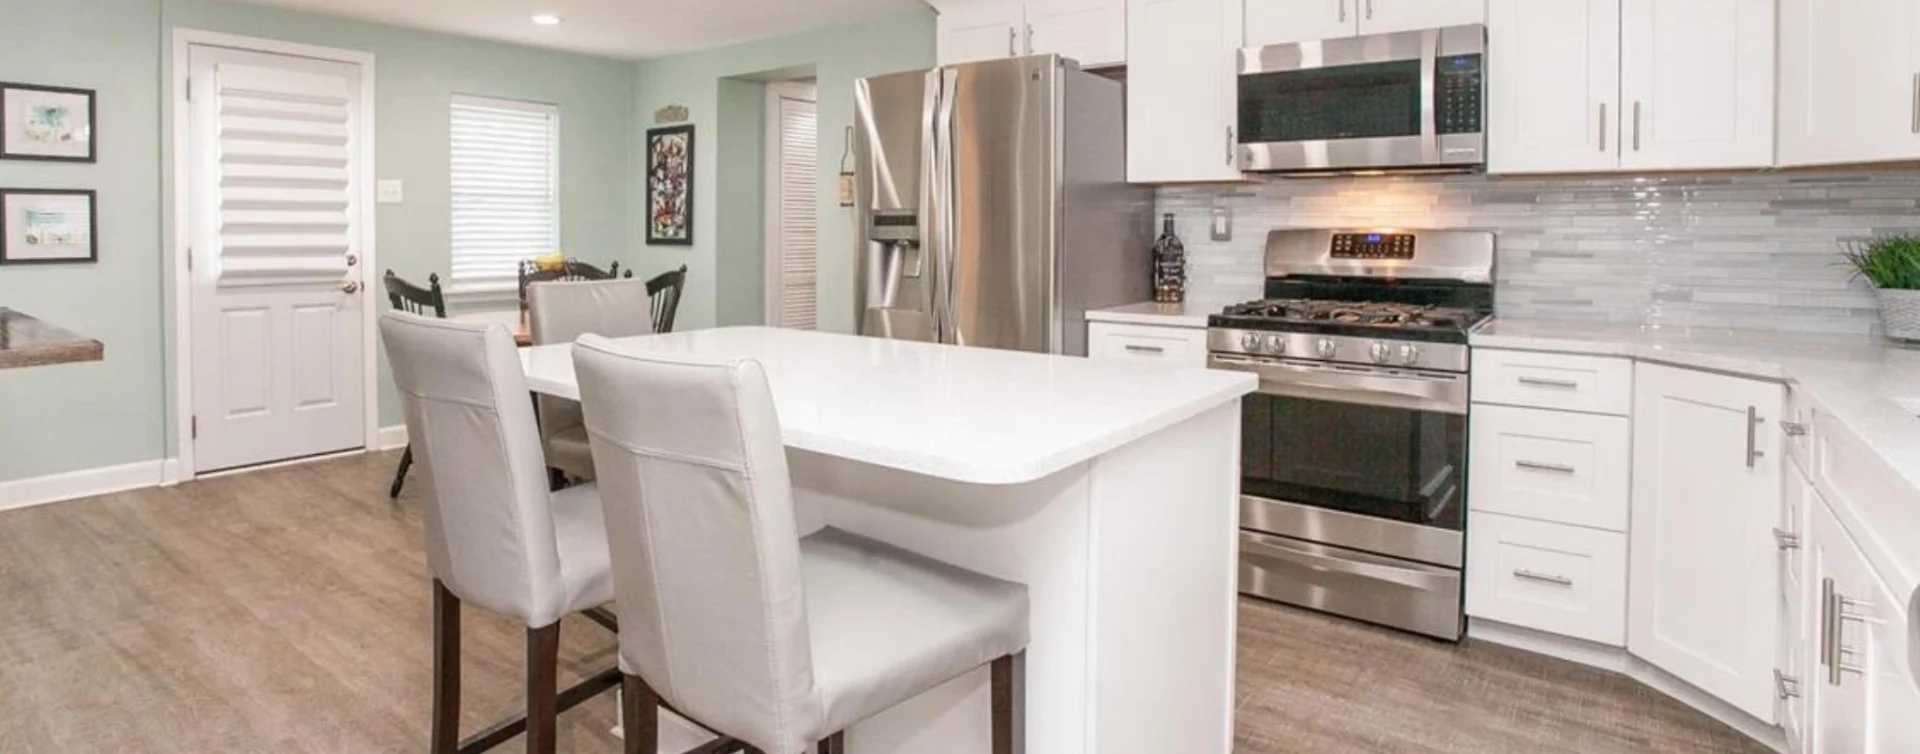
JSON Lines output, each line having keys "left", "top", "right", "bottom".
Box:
{"left": 345, "top": 253, "right": 358, "bottom": 266}
{"left": 343, "top": 280, "right": 360, "bottom": 294}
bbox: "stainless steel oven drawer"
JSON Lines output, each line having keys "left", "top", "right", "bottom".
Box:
{"left": 1240, "top": 530, "right": 1464, "bottom": 641}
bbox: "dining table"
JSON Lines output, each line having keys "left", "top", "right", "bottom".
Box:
{"left": 520, "top": 326, "right": 1255, "bottom": 754}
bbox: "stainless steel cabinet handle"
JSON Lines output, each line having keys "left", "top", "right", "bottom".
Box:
{"left": 1517, "top": 376, "right": 1579, "bottom": 389}
{"left": 1513, "top": 569, "right": 1574, "bottom": 587}
{"left": 1007, "top": 27, "right": 1016, "bottom": 57}
{"left": 1598, "top": 103, "right": 1607, "bottom": 152}
{"left": 1823, "top": 577, "right": 1845, "bottom": 685}
{"left": 1365, "top": 0, "right": 1373, "bottom": 19}
{"left": 1747, "top": 406, "right": 1765, "bottom": 468}
{"left": 1774, "top": 669, "right": 1802, "bottom": 700}
{"left": 1515, "top": 460, "right": 1576, "bottom": 474}
{"left": 1123, "top": 344, "right": 1166, "bottom": 354}
{"left": 1632, "top": 101, "right": 1642, "bottom": 151}
{"left": 1338, "top": 0, "right": 1346, "bottom": 23}
{"left": 1781, "top": 420, "right": 1808, "bottom": 437}
{"left": 1911, "top": 73, "right": 1919, "bottom": 134}
{"left": 1226, "top": 126, "right": 1235, "bottom": 165}
{"left": 1772, "top": 527, "right": 1801, "bottom": 550}
{"left": 1025, "top": 23, "right": 1033, "bottom": 54}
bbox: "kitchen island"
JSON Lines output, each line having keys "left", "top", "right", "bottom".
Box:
{"left": 520, "top": 326, "right": 1255, "bottom": 754}
{"left": 0, "top": 308, "right": 103, "bottom": 370}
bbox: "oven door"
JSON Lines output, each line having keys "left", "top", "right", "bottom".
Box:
{"left": 1236, "top": 25, "right": 1485, "bottom": 172}
{"left": 1210, "top": 353, "right": 1467, "bottom": 566}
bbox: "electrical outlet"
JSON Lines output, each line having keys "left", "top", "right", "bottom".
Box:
{"left": 1211, "top": 207, "right": 1232, "bottom": 242}
{"left": 377, "top": 180, "right": 405, "bottom": 204}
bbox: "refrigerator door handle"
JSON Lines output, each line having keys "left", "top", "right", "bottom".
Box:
{"left": 934, "top": 66, "right": 962, "bottom": 346}
{"left": 918, "top": 69, "right": 945, "bottom": 342}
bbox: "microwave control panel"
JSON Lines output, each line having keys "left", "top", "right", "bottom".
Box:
{"left": 1436, "top": 54, "right": 1483, "bottom": 135}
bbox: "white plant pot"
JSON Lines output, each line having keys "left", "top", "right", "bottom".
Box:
{"left": 1875, "top": 287, "right": 1920, "bottom": 342}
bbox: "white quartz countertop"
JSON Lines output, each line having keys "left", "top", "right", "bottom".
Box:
{"left": 1473, "top": 318, "right": 1920, "bottom": 594}
{"left": 1086, "top": 299, "right": 1242, "bottom": 329}
{"left": 520, "top": 327, "right": 1256, "bottom": 485}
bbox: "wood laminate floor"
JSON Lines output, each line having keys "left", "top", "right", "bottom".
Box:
{"left": 0, "top": 451, "right": 1768, "bottom": 753}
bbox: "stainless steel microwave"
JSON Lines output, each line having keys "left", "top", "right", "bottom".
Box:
{"left": 1237, "top": 24, "right": 1486, "bottom": 173}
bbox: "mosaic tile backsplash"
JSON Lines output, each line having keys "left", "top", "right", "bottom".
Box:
{"left": 1156, "top": 171, "right": 1920, "bottom": 336}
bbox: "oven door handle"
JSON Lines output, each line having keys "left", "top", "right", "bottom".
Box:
{"left": 1242, "top": 531, "right": 1459, "bottom": 592}
{"left": 1211, "top": 355, "right": 1468, "bottom": 414}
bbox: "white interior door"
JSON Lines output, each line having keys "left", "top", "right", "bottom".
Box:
{"left": 766, "top": 83, "right": 818, "bottom": 330}
{"left": 188, "top": 44, "right": 367, "bottom": 473}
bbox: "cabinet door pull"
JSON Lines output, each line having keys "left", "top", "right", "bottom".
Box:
{"left": 1338, "top": 0, "right": 1346, "bottom": 23}
{"left": 1365, "top": 0, "right": 1374, "bottom": 19}
{"left": 1771, "top": 527, "right": 1801, "bottom": 550}
{"left": 1123, "top": 344, "right": 1167, "bottom": 354}
{"left": 1226, "top": 126, "right": 1235, "bottom": 165}
{"left": 1822, "top": 577, "right": 1842, "bottom": 685}
{"left": 1007, "top": 27, "right": 1016, "bottom": 57}
{"left": 1632, "top": 101, "right": 1642, "bottom": 151}
{"left": 1516, "top": 376, "right": 1579, "bottom": 389}
{"left": 1513, "top": 569, "right": 1573, "bottom": 587}
{"left": 1598, "top": 103, "right": 1608, "bottom": 152}
{"left": 1911, "top": 72, "right": 1919, "bottom": 134}
{"left": 1025, "top": 23, "right": 1033, "bottom": 54}
{"left": 1746, "top": 406, "right": 1765, "bottom": 468}
{"left": 1514, "top": 460, "right": 1576, "bottom": 474}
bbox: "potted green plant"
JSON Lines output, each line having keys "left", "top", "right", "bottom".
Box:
{"left": 1843, "top": 235, "right": 1920, "bottom": 342}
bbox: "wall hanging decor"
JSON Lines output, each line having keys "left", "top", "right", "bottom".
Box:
{"left": 646, "top": 124, "right": 694, "bottom": 246}
{"left": 0, "top": 188, "right": 97, "bottom": 264}
{"left": 1, "top": 83, "right": 95, "bottom": 162}
{"left": 837, "top": 125, "right": 855, "bottom": 208}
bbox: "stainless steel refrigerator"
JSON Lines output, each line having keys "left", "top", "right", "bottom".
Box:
{"left": 853, "top": 55, "right": 1152, "bottom": 356}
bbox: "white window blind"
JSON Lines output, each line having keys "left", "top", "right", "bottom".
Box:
{"left": 449, "top": 95, "right": 558, "bottom": 295}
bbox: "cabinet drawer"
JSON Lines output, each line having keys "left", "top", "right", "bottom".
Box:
{"left": 1468, "top": 404, "right": 1630, "bottom": 532}
{"left": 1471, "top": 349, "right": 1633, "bottom": 415}
{"left": 1466, "top": 512, "right": 1627, "bottom": 645}
{"left": 1087, "top": 322, "right": 1209, "bottom": 366}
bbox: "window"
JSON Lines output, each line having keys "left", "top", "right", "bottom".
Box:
{"left": 449, "top": 95, "right": 559, "bottom": 296}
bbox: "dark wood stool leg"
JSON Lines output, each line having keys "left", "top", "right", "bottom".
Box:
{"left": 991, "top": 653, "right": 1024, "bottom": 754}
{"left": 390, "top": 446, "right": 414, "bottom": 499}
{"left": 431, "top": 579, "right": 461, "bottom": 754}
{"left": 816, "top": 732, "right": 846, "bottom": 754}
{"left": 620, "top": 673, "right": 658, "bottom": 754}
{"left": 525, "top": 623, "right": 561, "bottom": 754}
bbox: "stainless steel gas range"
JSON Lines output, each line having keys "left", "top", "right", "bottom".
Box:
{"left": 1209, "top": 229, "right": 1495, "bottom": 641}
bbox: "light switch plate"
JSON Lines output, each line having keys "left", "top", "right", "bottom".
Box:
{"left": 1210, "top": 207, "right": 1232, "bottom": 242}
{"left": 377, "top": 180, "right": 404, "bottom": 204}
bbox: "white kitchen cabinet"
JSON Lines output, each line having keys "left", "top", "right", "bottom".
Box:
{"left": 1243, "top": 0, "right": 1353, "bottom": 46}
{"left": 1087, "top": 321, "right": 1209, "bottom": 366}
{"left": 1126, "top": 0, "right": 1243, "bottom": 182}
{"left": 1358, "top": 0, "right": 1485, "bottom": 35}
{"left": 1025, "top": 0, "right": 1128, "bottom": 67}
{"left": 1487, "top": 0, "right": 1621, "bottom": 173}
{"left": 1780, "top": 468, "right": 1814, "bottom": 752}
{"left": 1466, "top": 512, "right": 1628, "bottom": 645}
{"left": 937, "top": 0, "right": 1025, "bottom": 65}
{"left": 1468, "top": 404, "right": 1631, "bottom": 532}
{"left": 1617, "top": 0, "right": 1774, "bottom": 169}
{"left": 1808, "top": 492, "right": 1873, "bottom": 753}
{"left": 1629, "top": 362, "right": 1784, "bottom": 723}
{"left": 1777, "top": 0, "right": 1920, "bottom": 167}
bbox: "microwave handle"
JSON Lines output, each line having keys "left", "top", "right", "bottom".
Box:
{"left": 1419, "top": 28, "right": 1440, "bottom": 163}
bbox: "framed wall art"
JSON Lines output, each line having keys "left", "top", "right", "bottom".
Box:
{"left": 1, "top": 83, "right": 96, "bottom": 163}
{"left": 646, "top": 124, "right": 694, "bottom": 246}
{"left": 1, "top": 189, "right": 97, "bottom": 264}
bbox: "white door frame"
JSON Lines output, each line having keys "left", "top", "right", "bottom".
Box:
{"left": 763, "top": 81, "right": 817, "bottom": 326}
{"left": 168, "top": 29, "right": 379, "bottom": 481}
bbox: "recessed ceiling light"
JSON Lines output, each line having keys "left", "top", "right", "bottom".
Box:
{"left": 531, "top": 13, "right": 563, "bottom": 26}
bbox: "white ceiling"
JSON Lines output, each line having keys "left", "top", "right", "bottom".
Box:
{"left": 230, "top": 0, "right": 929, "bottom": 60}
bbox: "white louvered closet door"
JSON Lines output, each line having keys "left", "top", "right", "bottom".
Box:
{"left": 188, "top": 45, "right": 366, "bottom": 473}
{"left": 767, "top": 84, "right": 818, "bottom": 329}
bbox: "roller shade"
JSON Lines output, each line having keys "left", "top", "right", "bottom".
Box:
{"left": 212, "top": 62, "right": 353, "bottom": 289}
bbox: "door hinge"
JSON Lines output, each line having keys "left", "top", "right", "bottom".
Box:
{"left": 1781, "top": 420, "right": 1809, "bottom": 437}
{"left": 1772, "top": 527, "right": 1801, "bottom": 551}
{"left": 186, "top": 247, "right": 192, "bottom": 272}
{"left": 191, "top": 416, "right": 198, "bottom": 439}
{"left": 185, "top": 77, "right": 192, "bottom": 102}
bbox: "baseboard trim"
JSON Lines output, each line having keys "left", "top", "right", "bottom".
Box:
{"left": 0, "top": 460, "right": 168, "bottom": 514}
{"left": 377, "top": 424, "right": 408, "bottom": 451}
{"left": 1468, "top": 618, "right": 1788, "bottom": 754}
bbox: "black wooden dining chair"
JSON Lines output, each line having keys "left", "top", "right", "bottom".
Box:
{"left": 644, "top": 265, "right": 688, "bottom": 334}
{"left": 382, "top": 270, "right": 446, "bottom": 499}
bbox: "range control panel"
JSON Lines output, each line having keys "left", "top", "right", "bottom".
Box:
{"left": 1330, "top": 232, "right": 1417, "bottom": 260}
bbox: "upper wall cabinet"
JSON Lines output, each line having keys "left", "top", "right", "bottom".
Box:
{"left": 1778, "top": 0, "right": 1920, "bottom": 166}
{"left": 1127, "top": 0, "right": 1243, "bottom": 182}
{"left": 937, "top": 0, "right": 1026, "bottom": 65}
{"left": 936, "top": 0, "right": 1127, "bottom": 68}
{"left": 1245, "top": 0, "right": 1482, "bottom": 47}
{"left": 1489, "top": 0, "right": 1774, "bottom": 174}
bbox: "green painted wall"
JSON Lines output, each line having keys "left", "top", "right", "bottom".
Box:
{"left": 712, "top": 78, "right": 767, "bottom": 327}
{"left": 0, "top": 0, "right": 633, "bottom": 483}
{"left": 0, "top": 0, "right": 169, "bottom": 483}
{"left": 631, "top": 11, "right": 936, "bottom": 333}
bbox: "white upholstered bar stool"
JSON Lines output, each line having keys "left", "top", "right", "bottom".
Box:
{"left": 527, "top": 278, "right": 655, "bottom": 482}
{"left": 378, "top": 312, "right": 620, "bottom": 754}
{"left": 571, "top": 334, "right": 1031, "bottom": 754}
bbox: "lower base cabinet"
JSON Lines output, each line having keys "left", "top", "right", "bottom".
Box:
{"left": 1466, "top": 512, "right": 1627, "bottom": 645}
